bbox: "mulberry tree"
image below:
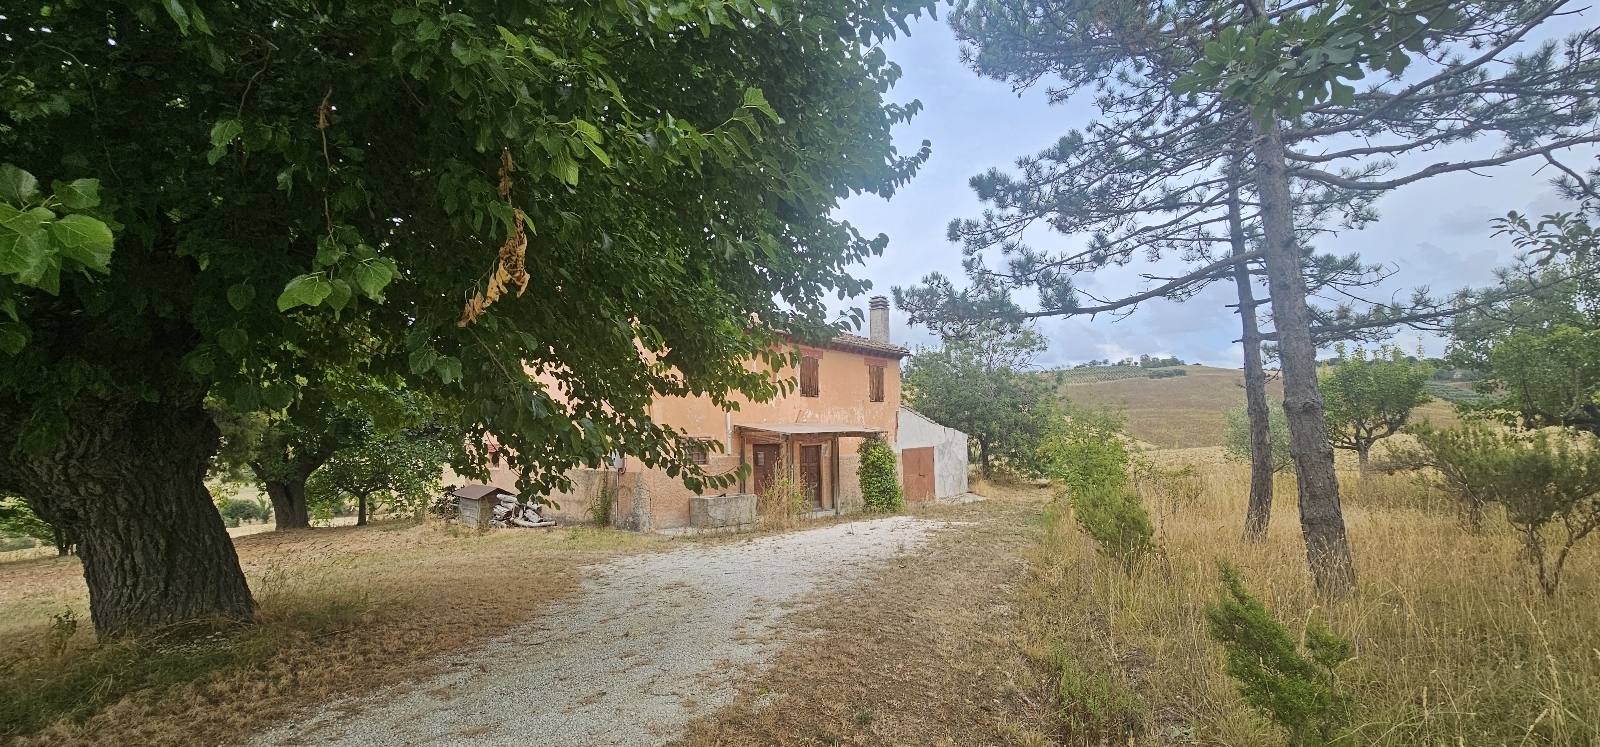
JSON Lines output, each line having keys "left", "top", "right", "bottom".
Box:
{"left": 0, "top": 0, "right": 930, "bottom": 637}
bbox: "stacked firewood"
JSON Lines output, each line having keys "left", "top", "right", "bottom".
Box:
{"left": 490, "top": 496, "right": 556, "bottom": 528}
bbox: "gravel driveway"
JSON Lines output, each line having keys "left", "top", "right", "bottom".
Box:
{"left": 249, "top": 516, "right": 944, "bottom": 747}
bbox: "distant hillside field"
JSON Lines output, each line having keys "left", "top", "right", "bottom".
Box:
{"left": 1049, "top": 365, "right": 1462, "bottom": 449}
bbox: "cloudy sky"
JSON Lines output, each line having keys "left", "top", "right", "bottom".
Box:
{"left": 832, "top": 13, "right": 1595, "bottom": 369}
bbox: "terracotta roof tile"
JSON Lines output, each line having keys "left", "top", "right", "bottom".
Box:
{"left": 826, "top": 332, "right": 910, "bottom": 359}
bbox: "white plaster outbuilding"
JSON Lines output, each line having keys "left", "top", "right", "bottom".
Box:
{"left": 895, "top": 407, "right": 970, "bottom": 502}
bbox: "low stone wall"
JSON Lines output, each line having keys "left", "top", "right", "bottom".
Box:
{"left": 690, "top": 493, "right": 757, "bottom": 528}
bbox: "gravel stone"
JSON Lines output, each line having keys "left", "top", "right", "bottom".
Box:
{"left": 248, "top": 516, "right": 942, "bottom": 747}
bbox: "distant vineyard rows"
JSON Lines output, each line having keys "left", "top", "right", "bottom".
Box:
{"left": 1055, "top": 367, "right": 1188, "bottom": 384}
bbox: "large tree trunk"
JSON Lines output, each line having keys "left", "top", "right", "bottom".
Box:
{"left": 1, "top": 393, "right": 256, "bottom": 638}
{"left": 1229, "top": 163, "right": 1276, "bottom": 542}
{"left": 357, "top": 493, "right": 368, "bottom": 526}
{"left": 250, "top": 432, "right": 338, "bottom": 530}
{"left": 1252, "top": 121, "right": 1357, "bottom": 595}
{"left": 258, "top": 474, "right": 312, "bottom": 530}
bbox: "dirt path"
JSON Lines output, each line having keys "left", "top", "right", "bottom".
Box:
{"left": 675, "top": 496, "right": 1053, "bottom": 747}
{"left": 248, "top": 516, "right": 950, "bottom": 747}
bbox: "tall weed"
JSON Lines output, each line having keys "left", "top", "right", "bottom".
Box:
{"left": 1020, "top": 452, "right": 1600, "bottom": 746}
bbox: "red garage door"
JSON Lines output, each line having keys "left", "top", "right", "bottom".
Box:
{"left": 903, "top": 447, "right": 935, "bottom": 503}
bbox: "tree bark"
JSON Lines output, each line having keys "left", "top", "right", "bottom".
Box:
{"left": 258, "top": 474, "right": 312, "bottom": 530}
{"left": 1356, "top": 445, "right": 1370, "bottom": 475}
{"left": 357, "top": 492, "right": 368, "bottom": 526}
{"left": 1252, "top": 120, "right": 1357, "bottom": 595}
{"left": 1230, "top": 162, "right": 1276, "bottom": 542}
{"left": 0, "top": 393, "right": 256, "bottom": 638}
{"left": 978, "top": 438, "right": 991, "bottom": 478}
{"left": 250, "top": 432, "right": 338, "bottom": 530}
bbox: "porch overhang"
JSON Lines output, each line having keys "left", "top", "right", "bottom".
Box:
{"left": 734, "top": 423, "right": 884, "bottom": 439}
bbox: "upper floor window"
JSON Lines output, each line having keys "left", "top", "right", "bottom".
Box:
{"left": 868, "top": 364, "right": 885, "bottom": 402}
{"left": 800, "top": 355, "right": 820, "bottom": 397}
{"left": 687, "top": 440, "right": 710, "bottom": 465}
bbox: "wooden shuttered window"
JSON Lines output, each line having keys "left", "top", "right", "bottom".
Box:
{"left": 868, "top": 365, "right": 885, "bottom": 402}
{"left": 800, "top": 355, "right": 820, "bottom": 397}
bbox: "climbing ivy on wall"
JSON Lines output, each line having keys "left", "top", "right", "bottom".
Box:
{"left": 858, "top": 437, "right": 903, "bottom": 513}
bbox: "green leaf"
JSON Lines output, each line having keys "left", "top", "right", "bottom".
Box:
{"left": 548, "top": 154, "right": 580, "bottom": 185}
{"left": 583, "top": 140, "right": 612, "bottom": 167}
{"left": 227, "top": 282, "right": 256, "bottom": 311}
{"left": 325, "top": 278, "right": 353, "bottom": 311}
{"left": 262, "top": 383, "right": 295, "bottom": 411}
{"left": 496, "top": 25, "right": 524, "bottom": 50}
{"left": 51, "top": 179, "right": 101, "bottom": 210}
{"left": 51, "top": 214, "right": 115, "bottom": 273}
{"left": 408, "top": 347, "right": 440, "bottom": 375}
{"left": 232, "top": 382, "right": 261, "bottom": 412}
{"left": 315, "top": 235, "right": 346, "bottom": 268}
{"left": 573, "top": 120, "right": 602, "bottom": 143}
{"left": 163, "top": 0, "right": 192, "bottom": 35}
{"left": 742, "top": 88, "right": 780, "bottom": 123}
{"left": 0, "top": 165, "right": 39, "bottom": 203}
{"left": 276, "top": 274, "right": 333, "bottom": 311}
{"left": 216, "top": 326, "right": 248, "bottom": 356}
{"left": 187, "top": 2, "right": 213, "bottom": 35}
{"left": 392, "top": 7, "right": 421, "bottom": 24}
{"left": 210, "top": 119, "right": 244, "bottom": 148}
{"left": 0, "top": 223, "right": 51, "bottom": 279}
{"left": 434, "top": 356, "right": 463, "bottom": 385}
{"left": 0, "top": 320, "right": 29, "bottom": 355}
{"left": 351, "top": 262, "right": 394, "bottom": 300}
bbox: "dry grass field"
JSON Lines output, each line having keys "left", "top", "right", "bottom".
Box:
{"left": 1056, "top": 366, "right": 1463, "bottom": 448}
{"left": 0, "top": 521, "right": 662, "bottom": 746}
{"left": 1021, "top": 449, "right": 1600, "bottom": 745}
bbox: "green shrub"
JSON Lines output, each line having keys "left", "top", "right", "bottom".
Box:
{"left": 217, "top": 497, "right": 270, "bottom": 527}
{"left": 1223, "top": 398, "right": 1294, "bottom": 474}
{"left": 1401, "top": 423, "right": 1600, "bottom": 594}
{"left": 1035, "top": 406, "right": 1154, "bottom": 566}
{"left": 857, "top": 437, "right": 903, "bottom": 512}
{"left": 1205, "top": 561, "right": 1354, "bottom": 747}
{"left": 1036, "top": 405, "right": 1131, "bottom": 496}
{"left": 0, "top": 495, "right": 54, "bottom": 545}
{"left": 1069, "top": 485, "right": 1155, "bottom": 567}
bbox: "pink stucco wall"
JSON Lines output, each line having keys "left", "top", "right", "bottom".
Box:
{"left": 485, "top": 340, "right": 904, "bottom": 529}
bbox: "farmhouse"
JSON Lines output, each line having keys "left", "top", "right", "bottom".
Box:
{"left": 481, "top": 296, "right": 969, "bottom": 531}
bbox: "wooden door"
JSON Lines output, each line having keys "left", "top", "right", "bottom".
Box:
{"left": 903, "top": 446, "right": 936, "bottom": 503}
{"left": 752, "top": 444, "right": 781, "bottom": 496}
{"left": 800, "top": 444, "right": 823, "bottom": 508}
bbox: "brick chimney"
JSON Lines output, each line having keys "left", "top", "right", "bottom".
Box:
{"left": 869, "top": 296, "right": 890, "bottom": 344}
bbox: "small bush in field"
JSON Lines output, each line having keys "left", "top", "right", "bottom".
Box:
{"left": 857, "top": 437, "right": 903, "bottom": 512}
{"left": 1068, "top": 486, "right": 1155, "bottom": 567}
{"left": 1205, "top": 561, "right": 1354, "bottom": 747}
{"left": 1036, "top": 405, "right": 1131, "bottom": 495}
{"left": 1036, "top": 406, "right": 1154, "bottom": 566}
{"left": 1401, "top": 423, "right": 1600, "bottom": 595}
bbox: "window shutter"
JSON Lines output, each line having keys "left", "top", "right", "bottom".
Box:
{"left": 800, "top": 355, "right": 820, "bottom": 397}
{"left": 868, "top": 365, "right": 885, "bottom": 402}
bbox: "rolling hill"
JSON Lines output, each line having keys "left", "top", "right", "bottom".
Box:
{"left": 1048, "top": 365, "right": 1463, "bottom": 449}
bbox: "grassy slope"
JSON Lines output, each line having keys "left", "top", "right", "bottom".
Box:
{"left": 1053, "top": 365, "right": 1463, "bottom": 449}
